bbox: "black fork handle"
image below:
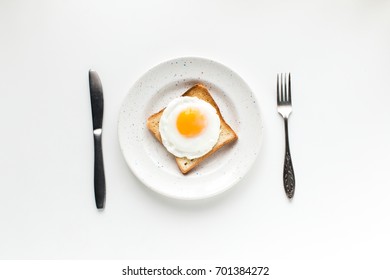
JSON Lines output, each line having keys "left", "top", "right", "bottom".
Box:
{"left": 283, "top": 118, "right": 295, "bottom": 199}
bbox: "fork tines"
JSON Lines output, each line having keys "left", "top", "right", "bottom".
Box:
{"left": 277, "top": 73, "right": 291, "bottom": 104}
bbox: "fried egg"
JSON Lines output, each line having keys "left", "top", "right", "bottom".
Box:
{"left": 159, "top": 96, "right": 221, "bottom": 159}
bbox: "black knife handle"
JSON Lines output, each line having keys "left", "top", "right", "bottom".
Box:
{"left": 93, "top": 130, "right": 106, "bottom": 209}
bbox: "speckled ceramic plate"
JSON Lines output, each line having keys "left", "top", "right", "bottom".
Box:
{"left": 118, "top": 57, "right": 263, "bottom": 200}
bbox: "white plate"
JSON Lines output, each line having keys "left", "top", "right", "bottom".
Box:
{"left": 118, "top": 57, "right": 263, "bottom": 200}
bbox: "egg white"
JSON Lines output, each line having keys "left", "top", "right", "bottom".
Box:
{"left": 159, "top": 96, "right": 221, "bottom": 159}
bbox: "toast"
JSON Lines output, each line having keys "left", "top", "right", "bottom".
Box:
{"left": 146, "top": 84, "right": 238, "bottom": 174}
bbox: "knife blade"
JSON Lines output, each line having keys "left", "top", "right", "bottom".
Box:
{"left": 89, "top": 70, "right": 106, "bottom": 209}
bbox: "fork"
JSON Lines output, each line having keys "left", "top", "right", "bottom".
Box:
{"left": 277, "top": 73, "right": 295, "bottom": 199}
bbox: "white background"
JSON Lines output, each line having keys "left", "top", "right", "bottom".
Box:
{"left": 1, "top": 0, "right": 390, "bottom": 277}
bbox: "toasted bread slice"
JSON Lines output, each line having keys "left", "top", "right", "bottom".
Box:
{"left": 146, "top": 84, "right": 238, "bottom": 174}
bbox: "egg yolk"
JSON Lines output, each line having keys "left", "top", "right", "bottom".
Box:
{"left": 176, "top": 108, "right": 206, "bottom": 137}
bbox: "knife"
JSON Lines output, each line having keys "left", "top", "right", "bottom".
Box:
{"left": 89, "top": 70, "right": 106, "bottom": 209}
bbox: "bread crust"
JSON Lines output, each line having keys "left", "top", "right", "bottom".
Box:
{"left": 146, "top": 84, "right": 238, "bottom": 174}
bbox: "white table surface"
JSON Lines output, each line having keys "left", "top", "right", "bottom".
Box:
{"left": 1, "top": 0, "right": 390, "bottom": 263}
